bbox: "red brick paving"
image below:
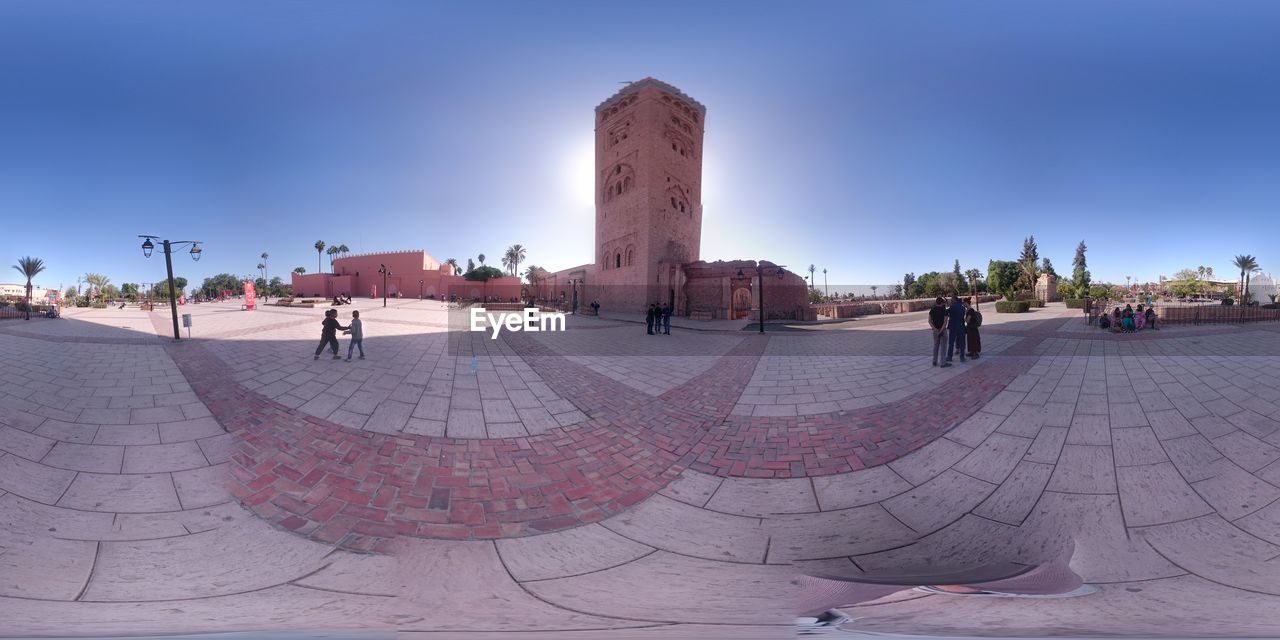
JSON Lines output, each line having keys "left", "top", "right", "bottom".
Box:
{"left": 155, "top": 320, "right": 1073, "bottom": 551}
{"left": 6, "top": 311, "right": 1135, "bottom": 550}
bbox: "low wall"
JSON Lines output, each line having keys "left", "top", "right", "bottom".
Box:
{"left": 867, "top": 295, "right": 1001, "bottom": 315}
{"left": 812, "top": 302, "right": 883, "bottom": 319}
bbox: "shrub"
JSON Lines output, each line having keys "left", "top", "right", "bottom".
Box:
{"left": 1064, "top": 298, "right": 1085, "bottom": 309}
{"left": 995, "top": 300, "right": 1031, "bottom": 313}
{"left": 1028, "top": 299, "right": 1045, "bottom": 308}
{"left": 91, "top": 302, "right": 108, "bottom": 309}
{"left": 1222, "top": 298, "right": 1235, "bottom": 306}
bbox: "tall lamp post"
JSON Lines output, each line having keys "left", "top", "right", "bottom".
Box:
{"left": 139, "top": 236, "right": 202, "bottom": 340}
{"left": 379, "top": 264, "right": 392, "bottom": 307}
{"left": 419, "top": 279, "right": 424, "bottom": 300}
{"left": 568, "top": 278, "right": 579, "bottom": 313}
{"left": 738, "top": 264, "right": 786, "bottom": 334}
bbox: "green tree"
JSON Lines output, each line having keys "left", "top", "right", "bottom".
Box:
{"left": 11, "top": 256, "right": 45, "bottom": 319}
{"left": 914, "top": 272, "right": 944, "bottom": 299}
{"left": 83, "top": 273, "right": 111, "bottom": 300}
{"left": 478, "top": 253, "right": 486, "bottom": 266}
{"left": 293, "top": 267, "right": 306, "bottom": 275}
{"left": 902, "top": 273, "right": 916, "bottom": 298}
{"left": 1041, "top": 257, "right": 1057, "bottom": 278}
{"left": 466, "top": 258, "right": 475, "bottom": 273}
{"left": 463, "top": 265, "right": 505, "bottom": 281}
{"left": 808, "top": 264, "right": 816, "bottom": 291}
{"left": 523, "top": 264, "right": 546, "bottom": 285}
{"left": 260, "top": 252, "right": 269, "bottom": 283}
{"left": 201, "top": 273, "right": 243, "bottom": 298}
{"left": 1017, "top": 235, "right": 1039, "bottom": 291}
{"left": 988, "top": 260, "right": 1021, "bottom": 299}
{"left": 314, "top": 240, "right": 326, "bottom": 273}
{"left": 326, "top": 246, "right": 339, "bottom": 270}
{"left": 445, "top": 258, "right": 460, "bottom": 275}
{"left": 964, "top": 268, "right": 982, "bottom": 296}
{"left": 1071, "top": 241, "right": 1091, "bottom": 290}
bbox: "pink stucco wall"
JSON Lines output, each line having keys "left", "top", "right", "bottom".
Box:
{"left": 291, "top": 250, "right": 522, "bottom": 301}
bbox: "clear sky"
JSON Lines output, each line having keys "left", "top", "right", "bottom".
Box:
{"left": 2, "top": 0, "right": 1277, "bottom": 294}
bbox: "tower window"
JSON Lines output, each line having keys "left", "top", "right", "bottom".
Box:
{"left": 616, "top": 253, "right": 621, "bottom": 268}
{"left": 671, "top": 197, "right": 677, "bottom": 208}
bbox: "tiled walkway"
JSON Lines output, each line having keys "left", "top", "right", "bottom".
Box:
{"left": 2, "top": 301, "right": 1279, "bottom": 637}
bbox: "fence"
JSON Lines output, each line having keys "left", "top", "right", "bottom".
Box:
{"left": 1156, "top": 303, "right": 1280, "bottom": 325}
{"left": 1089, "top": 302, "right": 1280, "bottom": 326}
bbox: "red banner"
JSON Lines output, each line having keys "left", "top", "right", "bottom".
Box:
{"left": 244, "top": 280, "right": 257, "bottom": 311}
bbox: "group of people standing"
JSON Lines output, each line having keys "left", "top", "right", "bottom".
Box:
{"left": 646, "top": 303, "right": 672, "bottom": 335}
{"left": 929, "top": 295, "right": 982, "bottom": 367}
{"left": 314, "top": 308, "right": 365, "bottom": 361}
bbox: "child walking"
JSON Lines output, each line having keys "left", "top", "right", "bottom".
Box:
{"left": 314, "top": 309, "right": 346, "bottom": 360}
{"left": 343, "top": 310, "right": 364, "bottom": 361}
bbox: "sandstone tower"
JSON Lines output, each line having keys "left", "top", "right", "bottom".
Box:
{"left": 593, "top": 78, "right": 705, "bottom": 309}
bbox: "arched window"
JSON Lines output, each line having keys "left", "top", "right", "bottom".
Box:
{"left": 671, "top": 197, "right": 678, "bottom": 208}
{"left": 626, "top": 247, "right": 634, "bottom": 266}
{"left": 680, "top": 202, "right": 686, "bottom": 213}
{"left": 615, "top": 253, "right": 621, "bottom": 269}
{"left": 623, "top": 176, "right": 631, "bottom": 191}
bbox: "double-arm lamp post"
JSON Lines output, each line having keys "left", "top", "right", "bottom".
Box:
{"left": 738, "top": 264, "right": 786, "bottom": 334}
{"left": 379, "top": 264, "right": 392, "bottom": 307}
{"left": 139, "top": 236, "right": 202, "bottom": 340}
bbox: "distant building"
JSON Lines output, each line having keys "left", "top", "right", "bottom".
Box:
{"left": 0, "top": 283, "right": 54, "bottom": 299}
{"left": 291, "top": 250, "right": 521, "bottom": 301}
{"left": 538, "top": 78, "right": 811, "bottom": 320}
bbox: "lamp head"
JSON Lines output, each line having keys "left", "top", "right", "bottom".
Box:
{"left": 141, "top": 238, "right": 155, "bottom": 258}
{"left": 190, "top": 243, "right": 202, "bottom": 261}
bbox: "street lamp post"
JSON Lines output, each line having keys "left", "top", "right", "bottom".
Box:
{"left": 568, "top": 279, "right": 579, "bottom": 313}
{"left": 419, "top": 279, "right": 424, "bottom": 300}
{"left": 139, "top": 236, "right": 201, "bottom": 340}
{"left": 738, "top": 264, "right": 786, "bottom": 334}
{"left": 379, "top": 264, "right": 392, "bottom": 308}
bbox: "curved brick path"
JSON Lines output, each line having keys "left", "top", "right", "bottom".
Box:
{"left": 166, "top": 315, "right": 1062, "bottom": 550}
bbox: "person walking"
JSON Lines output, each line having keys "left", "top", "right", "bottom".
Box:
{"left": 343, "top": 309, "right": 364, "bottom": 361}
{"left": 646, "top": 304, "right": 655, "bottom": 335}
{"left": 314, "top": 309, "right": 346, "bottom": 360}
{"left": 661, "top": 303, "right": 672, "bottom": 335}
{"left": 965, "top": 297, "right": 983, "bottom": 359}
{"left": 928, "top": 297, "right": 948, "bottom": 367}
{"left": 944, "top": 294, "right": 967, "bottom": 366}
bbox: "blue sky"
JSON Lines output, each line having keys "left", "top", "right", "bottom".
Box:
{"left": 1, "top": 0, "right": 1277, "bottom": 294}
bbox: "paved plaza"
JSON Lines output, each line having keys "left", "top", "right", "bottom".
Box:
{"left": 3, "top": 300, "right": 1280, "bottom": 637}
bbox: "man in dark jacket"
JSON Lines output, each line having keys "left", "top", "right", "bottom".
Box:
{"left": 314, "top": 308, "right": 347, "bottom": 360}
{"left": 661, "top": 303, "right": 672, "bottom": 335}
{"left": 645, "top": 304, "right": 655, "bottom": 335}
{"left": 928, "top": 297, "right": 948, "bottom": 367}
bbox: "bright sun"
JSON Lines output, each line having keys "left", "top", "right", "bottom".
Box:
{"left": 562, "top": 136, "right": 596, "bottom": 213}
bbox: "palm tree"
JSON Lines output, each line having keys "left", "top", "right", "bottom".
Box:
{"left": 445, "top": 258, "right": 459, "bottom": 275}
{"left": 1233, "top": 255, "right": 1260, "bottom": 303}
{"left": 822, "top": 268, "right": 828, "bottom": 298}
{"left": 293, "top": 267, "right": 306, "bottom": 275}
{"left": 326, "top": 245, "right": 339, "bottom": 270}
{"left": 870, "top": 285, "right": 878, "bottom": 298}
{"left": 84, "top": 273, "right": 111, "bottom": 301}
{"left": 256, "top": 262, "right": 266, "bottom": 281}
{"left": 337, "top": 244, "right": 350, "bottom": 259}
{"left": 505, "top": 244, "right": 526, "bottom": 276}
{"left": 477, "top": 253, "right": 486, "bottom": 266}
{"left": 314, "top": 240, "right": 326, "bottom": 273}
{"left": 260, "top": 252, "right": 269, "bottom": 285}
{"left": 13, "top": 256, "right": 45, "bottom": 319}
{"left": 808, "top": 264, "right": 816, "bottom": 291}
